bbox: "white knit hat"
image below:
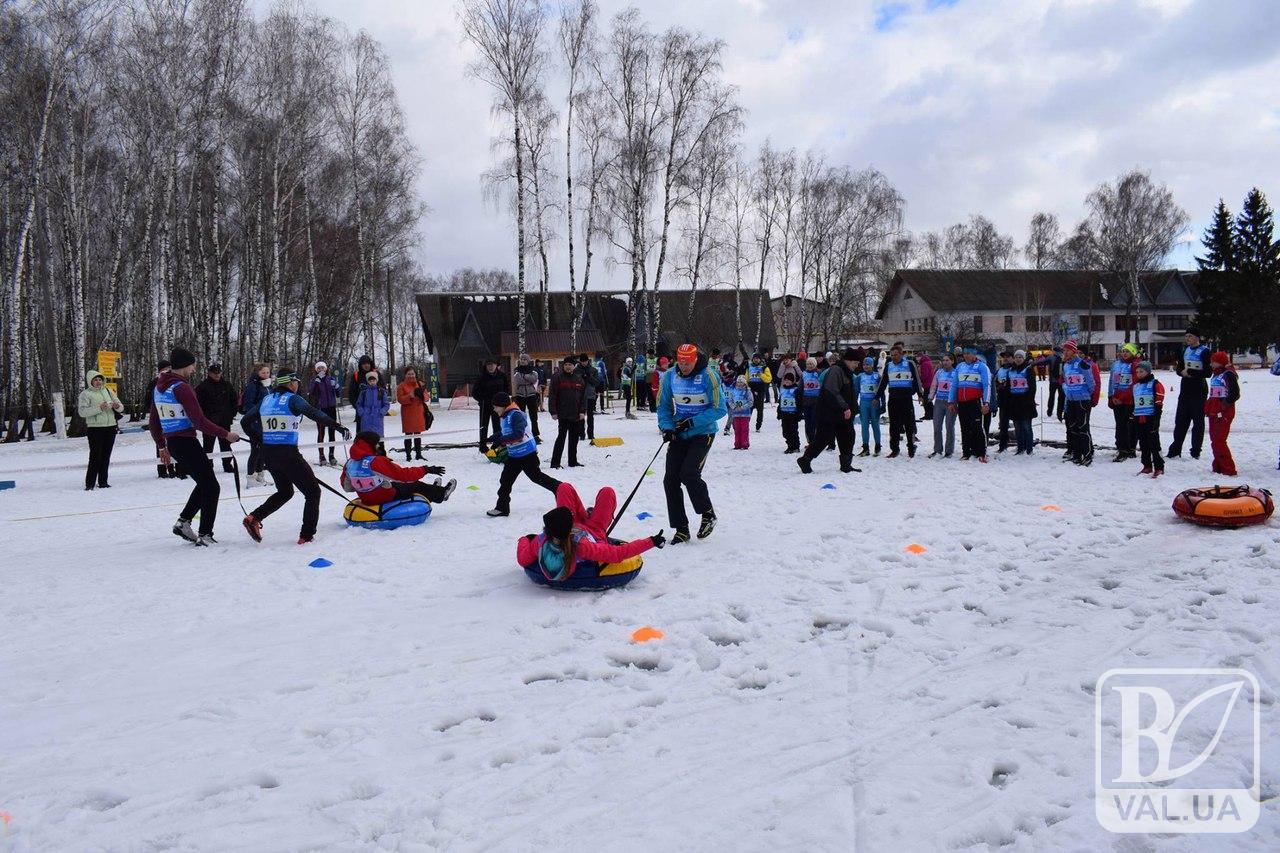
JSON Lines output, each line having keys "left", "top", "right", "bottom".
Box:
{"left": 315, "top": 361, "right": 327, "bottom": 371}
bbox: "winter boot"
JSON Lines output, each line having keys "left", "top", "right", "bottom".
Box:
{"left": 1138, "top": 466, "right": 1153, "bottom": 475}
{"left": 414, "top": 437, "right": 424, "bottom": 461}
{"left": 797, "top": 456, "right": 813, "bottom": 474}
{"left": 486, "top": 507, "right": 509, "bottom": 517}
{"left": 157, "top": 464, "right": 170, "bottom": 479}
{"left": 172, "top": 518, "right": 198, "bottom": 543}
{"left": 1151, "top": 468, "right": 1164, "bottom": 478}
{"left": 196, "top": 533, "right": 218, "bottom": 547}
{"left": 873, "top": 445, "right": 881, "bottom": 456}
{"left": 242, "top": 515, "right": 263, "bottom": 543}
{"left": 858, "top": 445, "right": 870, "bottom": 457}
{"left": 908, "top": 443, "right": 916, "bottom": 458}
{"left": 672, "top": 527, "right": 691, "bottom": 545}
{"left": 697, "top": 510, "right": 717, "bottom": 540}
{"left": 441, "top": 479, "right": 457, "bottom": 501}
{"left": 403, "top": 439, "right": 413, "bottom": 459}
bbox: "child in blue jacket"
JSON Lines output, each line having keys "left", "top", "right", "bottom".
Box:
{"left": 355, "top": 371, "right": 391, "bottom": 436}
{"left": 728, "top": 375, "right": 753, "bottom": 449}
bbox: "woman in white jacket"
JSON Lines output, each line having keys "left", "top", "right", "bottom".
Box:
{"left": 78, "top": 370, "right": 124, "bottom": 489}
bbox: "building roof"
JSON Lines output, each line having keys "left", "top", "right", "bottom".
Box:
{"left": 499, "top": 329, "right": 606, "bottom": 355}
{"left": 876, "top": 269, "right": 1198, "bottom": 319}
{"left": 416, "top": 288, "right": 778, "bottom": 361}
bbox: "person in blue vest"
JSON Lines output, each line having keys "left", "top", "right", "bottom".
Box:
{"left": 928, "top": 353, "right": 957, "bottom": 458}
{"left": 728, "top": 374, "right": 754, "bottom": 449}
{"left": 1167, "top": 326, "right": 1212, "bottom": 459}
{"left": 242, "top": 369, "right": 349, "bottom": 544}
{"left": 1006, "top": 350, "right": 1037, "bottom": 455}
{"left": 1129, "top": 361, "right": 1165, "bottom": 477}
{"left": 801, "top": 356, "right": 822, "bottom": 446}
{"left": 487, "top": 392, "right": 562, "bottom": 517}
{"left": 746, "top": 353, "right": 773, "bottom": 432}
{"left": 993, "top": 351, "right": 1015, "bottom": 452}
{"left": 876, "top": 342, "right": 923, "bottom": 458}
{"left": 657, "top": 343, "right": 726, "bottom": 543}
{"left": 950, "top": 348, "right": 991, "bottom": 462}
{"left": 776, "top": 372, "right": 803, "bottom": 453}
{"left": 148, "top": 347, "right": 244, "bottom": 545}
{"left": 1060, "top": 339, "right": 1099, "bottom": 465}
{"left": 1108, "top": 343, "right": 1140, "bottom": 462}
{"left": 857, "top": 356, "right": 882, "bottom": 456}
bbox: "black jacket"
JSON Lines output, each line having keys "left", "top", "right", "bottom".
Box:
{"left": 547, "top": 369, "right": 587, "bottom": 419}
{"left": 1006, "top": 366, "right": 1037, "bottom": 420}
{"left": 876, "top": 358, "right": 923, "bottom": 398}
{"left": 576, "top": 363, "right": 600, "bottom": 400}
{"left": 818, "top": 362, "right": 855, "bottom": 424}
{"left": 195, "top": 376, "right": 238, "bottom": 427}
{"left": 471, "top": 368, "right": 510, "bottom": 401}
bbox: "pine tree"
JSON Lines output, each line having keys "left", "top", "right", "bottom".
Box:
{"left": 1193, "top": 200, "right": 1241, "bottom": 352}
{"left": 1234, "top": 188, "right": 1280, "bottom": 358}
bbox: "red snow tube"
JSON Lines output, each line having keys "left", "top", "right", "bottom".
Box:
{"left": 1172, "top": 485, "right": 1274, "bottom": 528}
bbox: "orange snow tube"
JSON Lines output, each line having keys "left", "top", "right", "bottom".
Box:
{"left": 1172, "top": 485, "right": 1274, "bottom": 528}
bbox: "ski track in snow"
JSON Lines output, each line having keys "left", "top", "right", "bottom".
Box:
{"left": 0, "top": 369, "right": 1277, "bottom": 851}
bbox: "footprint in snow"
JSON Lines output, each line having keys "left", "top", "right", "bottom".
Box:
{"left": 988, "top": 763, "right": 1017, "bottom": 788}
{"left": 1100, "top": 578, "right": 1121, "bottom": 591}
{"left": 434, "top": 711, "right": 497, "bottom": 732}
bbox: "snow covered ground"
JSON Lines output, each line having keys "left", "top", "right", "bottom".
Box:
{"left": 1, "top": 368, "right": 1278, "bottom": 851}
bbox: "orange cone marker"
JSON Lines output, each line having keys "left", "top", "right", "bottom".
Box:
{"left": 631, "top": 626, "right": 665, "bottom": 643}
{"left": 1041, "top": 505, "right": 1062, "bottom": 512}
{"left": 905, "top": 543, "right": 927, "bottom": 554}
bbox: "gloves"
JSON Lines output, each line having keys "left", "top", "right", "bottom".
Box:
{"left": 662, "top": 430, "right": 677, "bottom": 443}
{"left": 650, "top": 531, "right": 667, "bottom": 549}
{"left": 414, "top": 386, "right": 425, "bottom": 399}
{"left": 425, "top": 465, "right": 446, "bottom": 475}
{"left": 675, "top": 417, "right": 693, "bottom": 432}
{"left": 338, "top": 426, "right": 351, "bottom": 439}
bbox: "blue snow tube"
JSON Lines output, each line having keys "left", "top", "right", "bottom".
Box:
{"left": 521, "top": 546, "right": 644, "bottom": 591}
{"left": 344, "top": 496, "right": 432, "bottom": 530}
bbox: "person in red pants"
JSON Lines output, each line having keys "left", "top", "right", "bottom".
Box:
{"left": 516, "top": 482, "right": 665, "bottom": 578}
{"left": 1205, "top": 351, "right": 1240, "bottom": 476}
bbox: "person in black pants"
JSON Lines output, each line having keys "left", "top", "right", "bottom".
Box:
{"left": 79, "top": 370, "right": 124, "bottom": 489}
{"left": 994, "top": 350, "right": 1014, "bottom": 452}
{"left": 1167, "top": 327, "right": 1211, "bottom": 459}
{"left": 512, "top": 354, "right": 543, "bottom": 442}
{"left": 196, "top": 363, "right": 238, "bottom": 473}
{"left": 797, "top": 349, "right": 858, "bottom": 474}
{"left": 576, "top": 353, "right": 598, "bottom": 442}
{"left": 472, "top": 358, "right": 508, "bottom": 451}
{"left": 1044, "top": 347, "right": 1065, "bottom": 422}
{"left": 548, "top": 357, "right": 586, "bottom": 468}
{"left": 487, "top": 393, "right": 562, "bottom": 516}
{"left": 149, "top": 347, "right": 243, "bottom": 545}
{"left": 746, "top": 353, "right": 771, "bottom": 431}
{"left": 242, "top": 369, "right": 349, "bottom": 544}
{"left": 876, "top": 342, "right": 923, "bottom": 458}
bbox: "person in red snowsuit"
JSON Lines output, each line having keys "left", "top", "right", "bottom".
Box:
{"left": 342, "top": 431, "right": 456, "bottom": 505}
{"left": 1204, "top": 351, "right": 1241, "bottom": 476}
{"left": 516, "top": 482, "right": 664, "bottom": 574}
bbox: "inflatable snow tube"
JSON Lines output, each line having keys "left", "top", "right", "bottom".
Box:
{"left": 522, "top": 550, "right": 644, "bottom": 591}
{"left": 344, "top": 496, "right": 432, "bottom": 530}
{"left": 1172, "top": 485, "right": 1274, "bottom": 528}
{"left": 485, "top": 446, "right": 508, "bottom": 465}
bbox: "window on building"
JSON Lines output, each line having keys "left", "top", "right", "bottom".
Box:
{"left": 1158, "top": 314, "right": 1190, "bottom": 331}
{"left": 1115, "top": 314, "right": 1149, "bottom": 331}
{"left": 1079, "top": 315, "right": 1105, "bottom": 332}
{"left": 1004, "top": 315, "right": 1014, "bottom": 333}
{"left": 973, "top": 315, "right": 984, "bottom": 334}
{"left": 1024, "top": 315, "right": 1049, "bottom": 332}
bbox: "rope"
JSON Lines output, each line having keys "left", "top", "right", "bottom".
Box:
{"left": 606, "top": 436, "right": 669, "bottom": 537}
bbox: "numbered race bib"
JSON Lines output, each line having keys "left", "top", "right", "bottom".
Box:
{"left": 1066, "top": 374, "right": 1085, "bottom": 386}
{"left": 156, "top": 402, "right": 187, "bottom": 421}
{"left": 1186, "top": 359, "right": 1202, "bottom": 372}
{"left": 937, "top": 379, "right": 952, "bottom": 394}
{"left": 889, "top": 369, "right": 911, "bottom": 382}
{"left": 1134, "top": 393, "right": 1155, "bottom": 409}
{"left": 959, "top": 371, "right": 979, "bottom": 384}
{"left": 1010, "top": 376, "right": 1028, "bottom": 391}
{"left": 678, "top": 392, "right": 708, "bottom": 406}
{"left": 1208, "top": 384, "right": 1227, "bottom": 398}
{"left": 1113, "top": 373, "right": 1132, "bottom": 387}
{"left": 804, "top": 379, "right": 819, "bottom": 392}
{"left": 263, "top": 414, "right": 302, "bottom": 433}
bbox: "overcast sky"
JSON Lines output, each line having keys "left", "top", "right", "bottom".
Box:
{"left": 291, "top": 0, "right": 1280, "bottom": 282}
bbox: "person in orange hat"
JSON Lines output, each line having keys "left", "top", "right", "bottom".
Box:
{"left": 1205, "top": 350, "right": 1240, "bottom": 476}
{"left": 656, "top": 343, "right": 726, "bottom": 543}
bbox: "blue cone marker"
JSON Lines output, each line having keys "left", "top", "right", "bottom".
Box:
{"left": 636, "top": 511, "right": 653, "bottom": 520}
{"left": 309, "top": 558, "right": 333, "bottom": 569}
{"left": 821, "top": 483, "right": 836, "bottom": 490}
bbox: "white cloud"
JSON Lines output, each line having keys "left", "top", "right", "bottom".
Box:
{"left": 285, "top": 0, "right": 1280, "bottom": 278}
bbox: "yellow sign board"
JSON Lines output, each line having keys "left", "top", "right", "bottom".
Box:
{"left": 97, "top": 350, "right": 122, "bottom": 379}
{"left": 105, "top": 382, "right": 119, "bottom": 397}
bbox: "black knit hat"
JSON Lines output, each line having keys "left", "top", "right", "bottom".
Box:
{"left": 543, "top": 506, "right": 574, "bottom": 540}
{"left": 1185, "top": 325, "right": 1201, "bottom": 337}
{"left": 169, "top": 347, "right": 196, "bottom": 370}
{"left": 842, "top": 347, "right": 858, "bottom": 361}
{"left": 492, "top": 391, "right": 511, "bottom": 407}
